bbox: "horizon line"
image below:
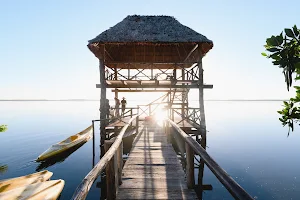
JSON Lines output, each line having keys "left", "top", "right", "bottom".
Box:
{"left": 0, "top": 99, "right": 289, "bottom": 102}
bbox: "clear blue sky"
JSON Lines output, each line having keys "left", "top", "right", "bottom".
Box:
{"left": 0, "top": 0, "right": 299, "bottom": 100}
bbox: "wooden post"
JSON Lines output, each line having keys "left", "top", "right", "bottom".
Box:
{"left": 198, "top": 50, "right": 206, "bottom": 146}
{"left": 117, "top": 141, "right": 123, "bottom": 185}
{"left": 197, "top": 158, "right": 205, "bottom": 199}
{"left": 166, "top": 120, "right": 171, "bottom": 142}
{"left": 136, "top": 106, "right": 139, "bottom": 134}
{"left": 171, "top": 109, "right": 174, "bottom": 121}
{"left": 185, "top": 142, "right": 195, "bottom": 188}
{"left": 181, "top": 68, "right": 185, "bottom": 119}
{"left": 104, "top": 141, "right": 118, "bottom": 200}
{"left": 130, "top": 108, "right": 133, "bottom": 127}
{"left": 92, "top": 120, "right": 95, "bottom": 167}
{"left": 100, "top": 59, "right": 107, "bottom": 158}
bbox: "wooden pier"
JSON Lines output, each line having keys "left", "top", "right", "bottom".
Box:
{"left": 117, "top": 124, "right": 198, "bottom": 199}
{"left": 72, "top": 15, "right": 254, "bottom": 200}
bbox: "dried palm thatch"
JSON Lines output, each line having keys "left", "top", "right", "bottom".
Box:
{"left": 88, "top": 15, "right": 213, "bottom": 44}
{"left": 88, "top": 15, "right": 213, "bottom": 68}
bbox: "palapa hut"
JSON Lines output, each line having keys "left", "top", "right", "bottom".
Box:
{"left": 88, "top": 15, "right": 213, "bottom": 152}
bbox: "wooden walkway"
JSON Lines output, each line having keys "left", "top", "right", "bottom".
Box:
{"left": 116, "top": 123, "right": 198, "bottom": 200}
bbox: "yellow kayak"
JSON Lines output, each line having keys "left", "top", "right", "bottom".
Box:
{"left": 0, "top": 170, "right": 53, "bottom": 193}
{"left": 37, "top": 125, "right": 93, "bottom": 161}
{"left": 0, "top": 179, "right": 65, "bottom": 200}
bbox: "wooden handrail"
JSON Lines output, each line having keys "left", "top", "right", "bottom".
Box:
{"left": 71, "top": 115, "right": 138, "bottom": 200}
{"left": 167, "top": 119, "right": 254, "bottom": 200}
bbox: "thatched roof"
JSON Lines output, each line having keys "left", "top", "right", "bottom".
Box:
{"left": 88, "top": 15, "right": 213, "bottom": 44}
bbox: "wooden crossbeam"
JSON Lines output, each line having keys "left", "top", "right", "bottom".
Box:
{"left": 112, "top": 89, "right": 171, "bottom": 92}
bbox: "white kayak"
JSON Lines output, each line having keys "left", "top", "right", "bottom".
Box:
{"left": 37, "top": 125, "right": 93, "bottom": 161}
{"left": 0, "top": 170, "right": 53, "bottom": 193}
{"left": 0, "top": 179, "right": 65, "bottom": 200}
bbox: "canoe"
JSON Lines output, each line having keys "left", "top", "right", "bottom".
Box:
{"left": 37, "top": 125, "right": 93, "bottom": 161}
{"left": 0, "top": 170, "right": 53, "bottom": 193}
{"left": 0, "top": 179, "right": 65, "bottom": 200}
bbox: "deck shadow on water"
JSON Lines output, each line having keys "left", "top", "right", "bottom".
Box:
{"left": 35, "top": 142, "right": 85, "bottom": 171}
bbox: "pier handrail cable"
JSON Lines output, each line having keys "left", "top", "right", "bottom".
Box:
{"left": 71, "top": 115, "right": 138, "bottom": 200}
{"left": 167, "top": 119, "right": 254, "bottom": 200}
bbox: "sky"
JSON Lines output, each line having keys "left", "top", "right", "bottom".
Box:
{"left": 0, "top": 0, "right": 299, "bottom": 100}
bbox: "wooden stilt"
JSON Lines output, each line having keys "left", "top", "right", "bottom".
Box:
{"left": 100, "top": 59, "right": 107, "bottom": 158}
{"left": 92, "top": 120, "right": 95, "bottom": 167}
{"left": 198, "top": 51, "right": 206, "bottom": 146}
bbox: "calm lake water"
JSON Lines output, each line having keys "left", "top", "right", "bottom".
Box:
{"left": 0, "top": 101, "right": 299, "bottom": 199}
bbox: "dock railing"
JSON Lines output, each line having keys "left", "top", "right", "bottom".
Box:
{"left": 71, "top": 115, "right": 138, "bottom": 200}
{"left": 166, "top": 119, "right": 254, "bottom": 200}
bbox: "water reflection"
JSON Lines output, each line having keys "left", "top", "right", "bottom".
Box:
{"left": 36, "top": 143, "right": 85, "bottom": 171}
{"left": 0, "top": 164, "right": 8, "bottom": 174}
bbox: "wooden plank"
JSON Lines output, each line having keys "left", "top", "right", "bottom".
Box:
{"left": 117, "top": 189, "right": 198, "bottom": 200}
{"left": 122, "top": 164, "right": 184, "bottom": 172}
{"left": 120, "top": 178, "right": 188, "bottom": 189}
{"left": 125, "top": 157, "right": 181, "bottom": 165}
{"left": 116, "top": 125, "right": 198, "bottom": 199}
{"left": 122, "top": 170, "right": 185, "bottom": 178}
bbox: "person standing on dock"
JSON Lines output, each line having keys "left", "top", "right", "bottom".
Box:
{"left": 121, "top": 97, "right": 127, "bottom": 117}
{"left": 114, "top": 97, "right": 120, "bottom": 117}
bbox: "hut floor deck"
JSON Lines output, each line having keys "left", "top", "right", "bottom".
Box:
{"left": 116, "top": 123, "right": 198, "bottom": 200}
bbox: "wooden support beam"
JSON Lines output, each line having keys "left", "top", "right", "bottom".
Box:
{"left": 186, "top": 142, "right": 195, "bottom": 188}
{"left": 184, "top": 44, "right": 198, "bottom": 62}
{"left": 104, "top": 140, "right": 118, "bottom": 200}
{"left": 198, "top": 50, "right": 206, "bottom": 141}
{"left": 97, "top": 83, "right": 213, "bottom": 89}
{"left": 112, "top": 89, "right": 172, "bottom": 93}
{"left": 117, "top": 141, "right": 123, "bottom": 185}
{"left": 99, "top": 59, "right": 107, "bottom": 158}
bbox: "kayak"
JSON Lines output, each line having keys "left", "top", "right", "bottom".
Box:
{"left": 0, "top": 179, "right": 65, "bottom": 200}
{"left": 37, "top": 125, "right": 93, "bottom": 161}
{"left": 0, "top": 170, "right": 53, "bottom": 193}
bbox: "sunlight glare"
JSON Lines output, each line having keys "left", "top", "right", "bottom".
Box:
{"left": 153, "top": 108, "right": 168, "bottom": 127}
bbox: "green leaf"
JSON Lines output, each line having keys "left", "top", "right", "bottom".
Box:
{"left": 285, "top": 28, "right": 295, "bottom": 38}
{"left": 267, "top": 36, "right": 281, "bottom": 46}
{"left": 293, "top": 25, "right": 299, "bottom": 36}
{"left": 295, "top": 62, "right": 300, "bottom": 69}
{"left": 261, "top": 52, "right": 267, "bottom": 56}
{"left": 270, "top": 53, "right": 281, "bottom": 60}
{"left": 267, "top": 48, "right": 281, "bottom": 52}
{"left": 276, "top": 34, "right": 284, "bottom": 45}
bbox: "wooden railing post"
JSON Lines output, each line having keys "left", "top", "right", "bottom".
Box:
{"left": 117, "top": 141, "right": 123, "bottom": 185}
{"left": 130, "top": 108, "right": 133, "bottom": 128}
{"left": 104, "top": 141, "right": 118, "bottom": 200}
{"left": 166, "top": 120, "right": 170, "bottom": 142}
{"left": 185, "top": 142, "right": 195, "bottom": 188}
{"left": 92, "top": 120, "right": 95, "bottom": 167}
{"left": 171, "top": 109, "right": 174, "bottom": 121}
{"left": 136, "top": 107, "right": 139, "bottom": 134}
